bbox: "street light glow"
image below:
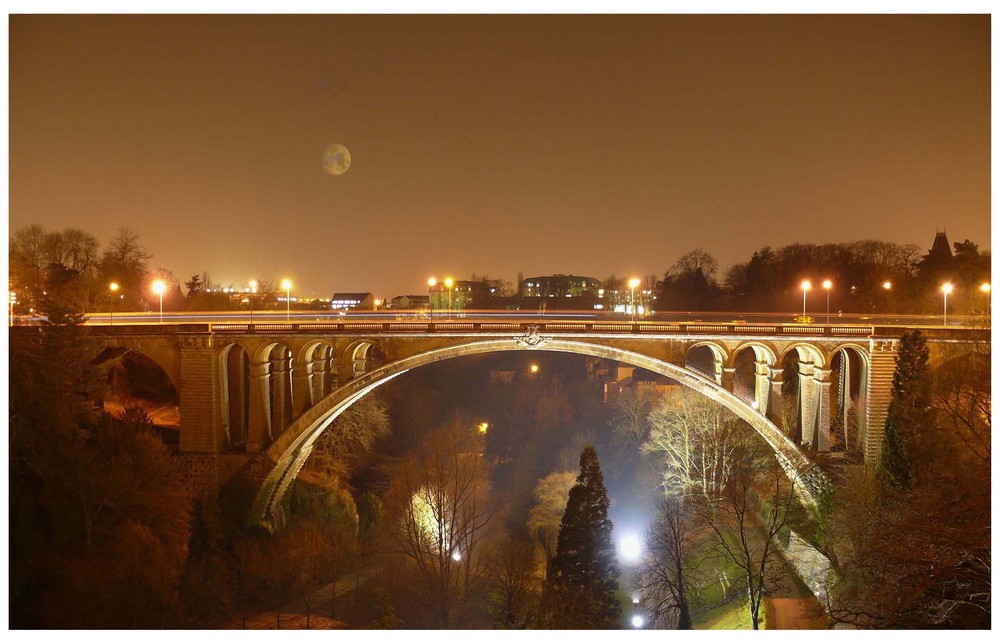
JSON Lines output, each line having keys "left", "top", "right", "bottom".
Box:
{"left": 428, "top": 277, "right": 437, "bottom": 287}
{"left": 619, "top": 533, "right": 642, "bottom": 562}
{"left": 529, "top": 364, "right": 539, "bottom": 374}
{"left": 980, "top": 283, "right": 991, "bottom": 293}
{"left": 883, "top": 281, "right": 892, "bottom": 290}
{"left": 801, "top": 280, "right": 811, "bottom": 291}
{"left": 628, "top": 277, "right": 641, "bottom": 289}
{"left": 822, "top": 279, "right": 832, "bottom": 289}
{"left": 631, "top": 615, "right": 644, "bottom": 628}
{"left": 109, "top": 282, "right": 119, "bottom": 292}
{"left": 152, "top": 279, "right": 166, "bottom": 323}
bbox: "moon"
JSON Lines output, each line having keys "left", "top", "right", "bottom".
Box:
{"left": 322, "top": 143, "right": 352, "bottom": 175}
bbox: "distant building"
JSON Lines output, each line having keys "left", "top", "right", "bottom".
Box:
{"left": 390, "top": 294, "right": 430, "bottom": 310}
{"left": 489, "top": 369, "right": 515, "bottom": 384}
{"left": 519, "top": 274, "right": 602, "bottom": 298}
{"left": 330, "top": 292, "right": 375, "bottom": 310}
{"left": 929, "top": 230, "right": 953, "bottom": 260}
{"left": 429, "top": 280, "right": 488, "bottom": 310}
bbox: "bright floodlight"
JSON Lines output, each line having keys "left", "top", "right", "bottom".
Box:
{"left": 281, "top": 278, "right": 292, "bottom": 291}
{"left": 942, "top": 283, "right": 954, "bottom": 295}
{"left": 619, "top": 533, "right": 642, "bottom": 562}
{"left": 452, "top": 551, "right": 462, "bottom": 562}
{"left": 249, "top": 280, "right": 258, "bottom": 293}
{"left": 444, "top": 277, "right": 454, "bottom": 288}
{"left": 530, "top": 364, "right": 539, "bottom": 374}
{"left": 631, "top": 615, "right": 644, "bottom": 628}
{"left": 981, "top": 283, "right": 991, "bottom": 293}
{"left": 428, "top": 277, "right": 437, "bottom": 287}
{"left": 801, "top": 280, "right": 811, "bottom": 291}
{"left": 883, "top": 281, "right": 892, "bottom": 290}
{"left": 822, "top": 279, "right": 832, "bottom": 289}
{"left": 628, "top": 277, "right": 641, "bottom": 289}
{"left": 109, "top": 282, "right": 119, "bottom": 292}
{"left": 152, "top": 279, "right": 166, "bottom": 295}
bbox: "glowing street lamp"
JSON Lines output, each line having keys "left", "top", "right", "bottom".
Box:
{"left": 800, "top": 280, "right": 811, "bottom": 320}
{"left": 477, "top": 422, "right": 489, "bottom": 436}
{"left": 444, "top": 277, "right": 454, "bottom": 317}
{"left": 529, "top": 363, "right": 539, "bottom": 375}
{"left": 152, "top": 279, "right": 166, "bottom": 323}
{"left": 980, "top": 283, "right": 991, "bottom": 317}
{"left": 281, "top": 279, "right": 292, "bottom": 321}
{"left": 109, "top": 282, "right": 120, "bottom": 326}
{"left": 629, "top": 277, "right": 641, "bottom": 322}
{"left": 941, "top": 283, "right": 953, "bottom": 326}
{"left": 428, "top": 277, "right": 437, "bottom": 316}
{"left": 8, "top": 290, "right": 16, "bottom": 327}
{"left": 882, "top": 281, "right": 892, "bottom": 291}
{"left": 822, "top": 280, "right": 832, "bottom": 325}
{"left": 247, "top": 280, "right": 259, "bottom": 324}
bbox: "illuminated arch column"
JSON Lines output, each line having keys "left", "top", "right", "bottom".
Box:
{"left": 311, "top": 352, "right": 333, "bottom": 401}
{"left": 798, "top": 359, "right": 817, "bottom": 448}
{"left": 292, "top": 364, "right": 312, "bottom": 419}
{"left": 767, "top": 366, "right": 784, "bottom": 425}
{"left": 813, "top": 369, "right": 833, "bottom": 452}
{"left": 270, "top": 349, "right": 294, "bottom": 435}
{"left": 247, "top": 360, "right": 273, "bottom": 452}
{"left": 721, "top": 366, "right": 736, "bottom": 392}
{"left": 754, "top": 359, "right": 772, "bottom": 416}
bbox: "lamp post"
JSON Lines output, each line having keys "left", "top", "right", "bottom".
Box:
{"left": 822, "top": 280, "right": 832, "bottom": 325}
{"left": 800, "top": 280, "right": 811, "bottom": 321}
{"left": 980, "top": 283, "right": 991, "bottom": 318}
{"left": 109, "top": 282, "right": 119, "bottom": 325}
{"left": 152, "top": 279, "right": 166, "bottom": 323}
{"left": 444, "top": 277, "right": 454, "bottom": 318}
{"left": 629, "top": 278, "right": 641, "bottom": 322}
{"left": 248, "top": 280, "right": 258, "bottom": 325}
{"left": 8, "top": 290, "right": 16, "bottom": 327}
{"left": 428, "top": 277, "right": 437, "bottom": 317}
{"left": 941, "top": 283, "right": 953, "bottom": 326}
{"left": 281, "top": 279, "right": 292, "bottom": 321}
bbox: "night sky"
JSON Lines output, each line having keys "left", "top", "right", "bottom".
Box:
{"left": 9, "top": 15, "right": 990, "bottom": 298}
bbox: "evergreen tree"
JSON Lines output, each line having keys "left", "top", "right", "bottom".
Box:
{"left": 877, "top": 331, "right": 932, "bottom": 489}
{"left": 548, "top": 445, "right": 621, "bottom": 628}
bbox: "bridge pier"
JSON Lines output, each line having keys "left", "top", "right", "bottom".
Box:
{"left": 247, "top": 360, "right": 273, "bottom": 452}
{"left": 754, "top": 359, "right": 771, "bottom": 416}
{"left": 813, "top": 369, "right": 832, "bottom": 452}
{"left": 178, "top": 336, "right": 220, "bottom": 453}
{"left": 767, "top": 367, "right": 784, "bottom": 427}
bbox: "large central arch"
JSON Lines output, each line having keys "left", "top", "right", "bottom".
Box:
{"left": 250, "top": 338, "right": 829, "bottom": 529}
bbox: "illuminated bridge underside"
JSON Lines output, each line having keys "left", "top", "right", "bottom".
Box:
{"left": 252, "top": 337, "right": 827, "bottom": 529}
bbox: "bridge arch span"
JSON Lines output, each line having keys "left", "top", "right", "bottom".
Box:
{"left": 250, "top": 338, "right": 828, "bottom": 530}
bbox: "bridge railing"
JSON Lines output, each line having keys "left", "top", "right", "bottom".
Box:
{"left": 64, "top": 320, "right": 986, "bottom": 341}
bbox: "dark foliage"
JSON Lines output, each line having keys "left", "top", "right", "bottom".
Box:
{"left": 548, "top": 446, "right": 621, "bottom": 628}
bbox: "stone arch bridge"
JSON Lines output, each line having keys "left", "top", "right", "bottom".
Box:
{"left": 77, "top": 318, "right": 983, "bottom": 527}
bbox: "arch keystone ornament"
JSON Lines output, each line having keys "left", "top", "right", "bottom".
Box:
{"left": 513, "top": 324, "right": 552, "bottom": 349}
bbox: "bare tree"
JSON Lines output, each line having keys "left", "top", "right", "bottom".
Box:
{"left": 636, "top": 495, "right": 699, "bottom": 629}
{"left": 694, "top": 438, "right": 794, "bottom": 630}
{"left": 609, "top": 386, "right": 657, "bottom": 452}
{"left": 391, "top": 420, "right": 495, "bottom": 626}
{"left": 482, "top": 533, "right": 539, "bottom": 628}
{"left": 306, "top": 395, "right": 390, "bottom": 485}
{"left": 671, "top": 249, "right": 719, "bottom": 281}
{"left": 643, "top": 388, "right": 742, "bottom": 498}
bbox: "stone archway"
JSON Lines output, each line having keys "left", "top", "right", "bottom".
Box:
{"left": 250, "top": 338, "right": 828, "bottom": 529}
{"left": 94, "top": 346, "right": 181, "bottom": 448}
